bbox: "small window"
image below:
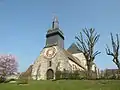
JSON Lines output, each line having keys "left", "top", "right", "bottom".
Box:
{"left": 49, "top": 61, "right": 52, "bottom": 67}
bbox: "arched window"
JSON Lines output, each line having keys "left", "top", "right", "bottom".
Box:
{"left": 49, "top": 61, "right": 52, "bottom": 67}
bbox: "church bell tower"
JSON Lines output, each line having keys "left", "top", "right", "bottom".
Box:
{"left": 46, "top": 16, "right": 64, "bottom": 48}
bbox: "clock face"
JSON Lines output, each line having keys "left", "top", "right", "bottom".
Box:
{"left": 44, "top": 47, "right": 56, "bottom": 58}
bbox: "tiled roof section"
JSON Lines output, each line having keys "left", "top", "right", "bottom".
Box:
{"left": 67, "top": 43, "right": 82, "bottom": 54}
{"left": 63, "top": 49, "right": 86, "bottom": 70}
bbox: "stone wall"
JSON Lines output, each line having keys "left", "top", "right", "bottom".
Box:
{"left": 31, "top": 45, "right": 98, "bottom": 80}
{"left": 31, "top": 46, "right": 70, "bottom": 80}
{"left": 68, "top": 60, "right": 84, "bottom": 72}
{"left": 72, "top": 53, "right": 87, "bottom": 69}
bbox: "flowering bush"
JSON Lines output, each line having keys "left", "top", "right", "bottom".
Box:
{"left": 0, "top": 54, "right": 18, "bottom": 77}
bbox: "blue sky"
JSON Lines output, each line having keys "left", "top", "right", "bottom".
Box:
{"left": 0, "top": 0, "right": 120, "bottom": 72}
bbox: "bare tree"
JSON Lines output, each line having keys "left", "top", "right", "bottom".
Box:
{"left": 75, "top": 28, "right": 100, "bottom": 78}
{"left": 106, "top": 33, "right": 120, "bottom": 69}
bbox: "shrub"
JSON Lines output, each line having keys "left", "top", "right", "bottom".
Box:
{"left": 55, "top": 71, "right": 62, "bottom": 80}
{"left": 55, "top": 70, "right": 88, "bottom": 80}
{"left": 17, "top": 78, "right": 28, "bottom": 85}
{"left": 67, "top": 71, "right": 80, "bottom": 80}
{"left": 4, "top": 78, "right": 16, "bottom": 83}
{"left": 0, "top": 76, "right": 6, "bottom": 83}
{"left": 55, "top": 70, "right": 99, "bottom": 80}
{"left": 17, "top": 76, "right": 28, "bottom": 85}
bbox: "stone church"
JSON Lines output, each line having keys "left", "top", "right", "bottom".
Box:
{"left": 30, "top": 17, "right": 98, "bottom": 80}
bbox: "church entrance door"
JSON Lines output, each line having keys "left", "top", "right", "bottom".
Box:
{"left": 46, "top": 69, "right": 54, "bottom": 80}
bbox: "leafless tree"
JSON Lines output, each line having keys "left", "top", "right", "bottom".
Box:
{"left": 106, "top": 33, "right": 120, "bottom": 69}
{"left": 75, "top": 28, "right": 100, "bottom": 79}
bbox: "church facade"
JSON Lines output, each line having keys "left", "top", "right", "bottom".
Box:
{"left": 31, "top": 17, "right": 98, "bottom": 80}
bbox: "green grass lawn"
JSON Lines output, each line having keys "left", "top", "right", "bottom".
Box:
{"left": 0, "top": 80, "right": 120, "bottom": 90}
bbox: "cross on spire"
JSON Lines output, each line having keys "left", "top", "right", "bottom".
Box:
{"left": 52, "top": 16, "right": 59, "bottom": 29}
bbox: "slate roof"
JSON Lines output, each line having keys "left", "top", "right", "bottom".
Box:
{"left": 67, "top": 43, "right": 82, "bottom": 54}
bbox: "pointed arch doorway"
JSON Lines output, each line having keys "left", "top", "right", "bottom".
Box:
{"left": 46, "top": 69, "right": 54, "bottom": 80}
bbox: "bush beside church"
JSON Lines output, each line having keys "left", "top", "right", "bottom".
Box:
{"left": 55, "top": 70, "right": 97, "bottom": 80}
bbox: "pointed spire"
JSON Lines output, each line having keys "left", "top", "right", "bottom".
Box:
{"left": 52, "top": 16, "right": 59, "bottom": 29}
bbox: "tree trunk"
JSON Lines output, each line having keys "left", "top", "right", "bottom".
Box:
{"left": 117, "top": 63, "right": 120, "bottom": 69}
{"left": 87, "top": 61, "right": 92, "bottom": 79}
